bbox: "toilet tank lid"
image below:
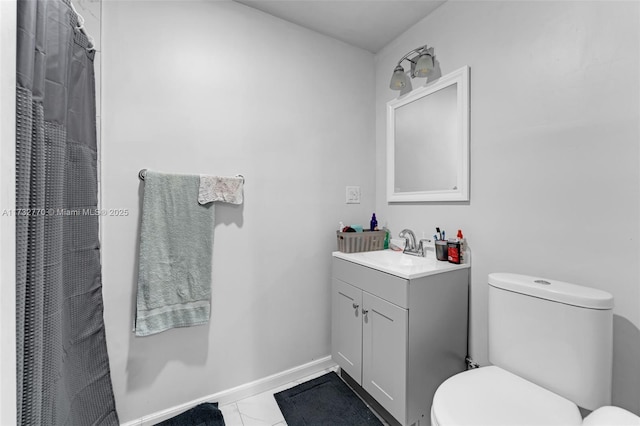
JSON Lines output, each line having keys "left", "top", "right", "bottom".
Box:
{"left": 488, "top": 273, "right": 614, "bottom": 310}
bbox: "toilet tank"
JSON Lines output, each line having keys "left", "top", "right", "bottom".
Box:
{"left": 488, "top": 273, "right": 613, "bottom": 411}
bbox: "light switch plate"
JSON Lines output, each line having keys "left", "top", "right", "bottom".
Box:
{"left": 346, "top": 186, "right": 361, "bottom": 204}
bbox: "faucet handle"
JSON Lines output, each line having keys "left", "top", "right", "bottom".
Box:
{"left": 418, "top": 238, "right": 432, "bottom": 257}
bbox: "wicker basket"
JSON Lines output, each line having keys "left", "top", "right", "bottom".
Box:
{"left": 336, "top": 230, "right": 386, "bottom": 253}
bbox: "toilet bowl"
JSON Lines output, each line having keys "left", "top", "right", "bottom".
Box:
{"left": 431, "top": 371, "right": 640, "bottom": 425}
{"left": 430, "top": 366, "right": 640, "bottom": 425}
{"left": 431, "top": 366, "right": 582, "bottom": 426}
{"left": 430, "top": 273, "right": 640, "bottom": 426}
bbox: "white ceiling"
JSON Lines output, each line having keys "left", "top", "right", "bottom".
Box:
{"left": 233, "top": 0, "right": 446, "bottom": 53}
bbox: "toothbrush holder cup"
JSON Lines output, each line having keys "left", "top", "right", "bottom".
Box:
{"left": 435, "top": 240, "right": 448, "bottom": 261}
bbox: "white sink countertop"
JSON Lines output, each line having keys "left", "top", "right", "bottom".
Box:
{"left": 332, "top": 249, "right": 470, "bottom": 280}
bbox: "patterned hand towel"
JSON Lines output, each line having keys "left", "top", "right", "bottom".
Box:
{"left": 135, "top": 170, "right": 214, "bottom": 336}
{"left": 198, "top": 175, "right": 244, "bottom": 205}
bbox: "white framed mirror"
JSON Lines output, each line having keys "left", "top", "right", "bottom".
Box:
{"left": 387, "top": 66, "right": 469, "bottom": 202}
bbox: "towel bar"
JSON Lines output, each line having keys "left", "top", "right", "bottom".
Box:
{"left": 138, "top": 169, "right": 244, "bottom": 183}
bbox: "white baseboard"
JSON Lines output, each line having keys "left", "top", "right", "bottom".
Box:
{"left": 121, "top": 355, "right": 337, "bottom": 426}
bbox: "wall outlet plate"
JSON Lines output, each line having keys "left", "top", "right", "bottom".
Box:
{"left": 346, "top": 186, "right": 361, "bottom": 204}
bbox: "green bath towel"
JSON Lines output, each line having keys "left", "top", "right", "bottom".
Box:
{"left": 135, "top": 170, "right": 214, "bottom": 336}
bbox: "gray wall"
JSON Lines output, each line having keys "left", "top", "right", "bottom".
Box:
{"left": 375, "top": 0, "right": 640, "bottom": 414}
{"left": 100, "top": 1, "right": 375, "bottom": 422}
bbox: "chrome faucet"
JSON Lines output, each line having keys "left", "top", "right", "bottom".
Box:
{"left": 399, "top": 228, "right": 431, "bottom": 257}
{"left": 399, "top": 229, "right": 417, "bottom": 252}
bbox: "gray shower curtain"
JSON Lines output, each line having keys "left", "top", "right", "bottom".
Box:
{"left": 15, "top": 0, "right": 118, "bottom": 424}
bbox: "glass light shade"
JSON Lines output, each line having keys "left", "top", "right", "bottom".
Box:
{"left": 414, "top": 52, "right": 433, "bottom": 78}
{"left": 389, "top": 66, "right": 407, "bottom": 90}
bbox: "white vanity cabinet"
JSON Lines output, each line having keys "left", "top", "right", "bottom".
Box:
{"left": 331, "top": 252, "right": 469, "bottom": 426}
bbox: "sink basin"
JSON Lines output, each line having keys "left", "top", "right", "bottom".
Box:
{"left": 332, "top": 249, "right": 469, "bottom": 280}
{"left": 360, "top": 249, "right": 434, "bottom": 266}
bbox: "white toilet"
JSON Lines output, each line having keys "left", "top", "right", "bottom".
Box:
{"left": 430, "top": 272, "right": 640, "bottom": 426}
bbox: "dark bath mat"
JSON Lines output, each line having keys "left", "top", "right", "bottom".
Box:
{"left": 274, "top": 371, "right": 383, "bottom": 426}
{"left": 155, "top": 402, "right": 225, "bottom": 426}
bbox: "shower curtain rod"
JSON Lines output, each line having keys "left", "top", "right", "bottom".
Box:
{"left": 138, "top": 169, "right": 245, "bottom": 183}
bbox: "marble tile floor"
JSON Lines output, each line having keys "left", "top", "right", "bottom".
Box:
{"left": 219, "top": 366, "right": 389, "bottom": 426}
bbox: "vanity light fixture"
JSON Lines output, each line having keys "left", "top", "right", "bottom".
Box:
{"left": 389, "top": 45, "right": 434, "bottom": 90}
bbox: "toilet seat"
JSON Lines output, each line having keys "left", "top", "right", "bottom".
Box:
{"left": 431, "top": 366, "right": 582, "bottom": 426}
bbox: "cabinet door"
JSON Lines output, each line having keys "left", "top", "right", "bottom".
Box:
{"left": 362, "top": 292, "right": 408, "bottom": 423}
{"left": 331, "top": 278, "right": 363, "bottom": 383}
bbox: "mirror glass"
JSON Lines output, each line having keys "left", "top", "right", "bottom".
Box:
{"left": 387, "top": 66, "right": 469, "bottom": 202}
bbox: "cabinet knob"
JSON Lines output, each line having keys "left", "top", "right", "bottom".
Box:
{"left": 352, "top": 303, "right": 359, "bottom": 309}
{"left": 362, "top": 309, "right": 369, "bottom": 315}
